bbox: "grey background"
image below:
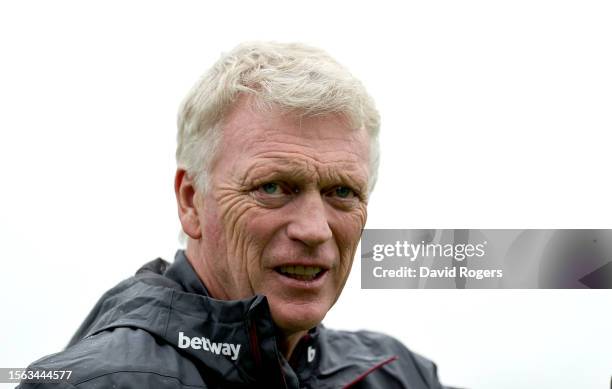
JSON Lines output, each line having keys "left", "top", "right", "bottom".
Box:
{"left": 362, "top": 229, "right": 612, "bottom": 289}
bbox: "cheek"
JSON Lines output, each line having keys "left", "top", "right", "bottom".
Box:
{"left": 201, "top": 202, "right": 224, "bottom": 248}
{"left": 215, "top": 192, "right": 255, "bottom": 252}
{"left": 241, "top": 208, "right": 287, "bottom": 266}
{"left": 200, "top": 197, "right": 235, "bottom": 277}
{"left": 215, "top": 191, "right": 280, "bottom": 280}
{"left": 331, "top": 207, "right": 368, "bottom": 273}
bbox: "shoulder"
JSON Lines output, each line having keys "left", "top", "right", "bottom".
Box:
{"left": 18, "top": 327, "right": 206, "bottom": 389}
{"left": 319, "top": 327, "right": 444, "bottom": 389}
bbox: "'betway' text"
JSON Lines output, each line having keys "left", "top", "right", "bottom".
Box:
{"left": 178, "top": 332, "right": 241, "bottom": 361}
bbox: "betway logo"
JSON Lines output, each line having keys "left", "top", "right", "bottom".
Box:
{"left": 178, "top": 331, "right": 241, "bottom": 361}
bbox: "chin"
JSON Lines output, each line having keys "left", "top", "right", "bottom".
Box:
{"left": 268, "top": 299, "right": 328, "bottom": 335}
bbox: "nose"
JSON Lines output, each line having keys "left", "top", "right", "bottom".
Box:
{"left": 286, "top": 191, "right": 333, "bottom": 247}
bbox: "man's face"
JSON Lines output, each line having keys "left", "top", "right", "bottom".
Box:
{"left": 195, "top": 96, "right": 370, "bottom": 334}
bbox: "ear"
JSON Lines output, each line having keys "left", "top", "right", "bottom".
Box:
{"left": 174, "top": 168, "right": 202, "bottom": 239}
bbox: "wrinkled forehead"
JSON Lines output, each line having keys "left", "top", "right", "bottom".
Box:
{"left": 224, "top": 95, "right": 365, "bottom": 136}
{"left": 217, "top": 96, "right": 371, "bottom": 189}
{"left": 223, "top": 95, "right": 368, "bottom": 152}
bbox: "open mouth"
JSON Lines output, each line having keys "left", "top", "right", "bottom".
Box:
{"left": 275, "top": 265, "right": 326, "bottom": 281}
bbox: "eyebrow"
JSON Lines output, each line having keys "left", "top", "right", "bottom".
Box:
{"left": 240, "top": 157, "right": 368, "bottom": 193}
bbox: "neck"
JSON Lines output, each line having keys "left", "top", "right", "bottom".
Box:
{"left": 185, "top": 241, "right": 230, "bottom": 299}
{"left": 279, "top": 330, "right": 307, "bottom": 360}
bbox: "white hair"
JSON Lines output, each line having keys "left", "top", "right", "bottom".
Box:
{"left": 176, "top": 42, "right": 381, "bottom": 243}
{"left": 177, "top": 41, "right": 380, "bottom": 190}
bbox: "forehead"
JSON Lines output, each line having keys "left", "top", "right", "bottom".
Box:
{"left": 217, "top": 97, "right": 370, "bottom": 186}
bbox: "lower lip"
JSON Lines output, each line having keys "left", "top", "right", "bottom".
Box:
{"left": 273, "top": 269, "right": 329, "bottom": 290}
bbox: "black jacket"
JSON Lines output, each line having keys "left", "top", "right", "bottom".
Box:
{"left": 18, "top": 251, "right": 445, "bottom": 388}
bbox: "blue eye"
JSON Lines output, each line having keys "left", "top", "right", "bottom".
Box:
{"left": 335, "top": 186, "right": 353, "bottom": 198}
{"left": 261, "top": 182, "right": 279, "bottom": 194}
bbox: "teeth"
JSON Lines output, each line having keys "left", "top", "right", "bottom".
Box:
{"left": 279, "top": 265, "right": 322, "bottom": 279}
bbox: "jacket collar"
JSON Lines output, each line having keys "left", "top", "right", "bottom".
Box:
{"left": 83, "top": 250, "right": 395, "bottom": 389}
{"left": 163, "top": 250, "right": 297, "bottom": 387}
{"left": 163, "top": 249, "right": 210, "bottom": 296}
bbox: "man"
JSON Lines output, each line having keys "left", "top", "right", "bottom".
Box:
{"left": 19, "top": 42, "right": 445, "bottom": 388}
